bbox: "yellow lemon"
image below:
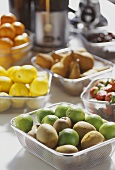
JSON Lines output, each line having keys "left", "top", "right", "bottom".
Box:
{"left": 0, "top": 92, "right": 11, "bottom": 112}
{"left": 0, "top": 66, "right": 8, "bottom": 76}
{"left": 11, "top": 98, "right": 26, "bottom": 109}
{"left": 0, "top": 76, "right": 13, "bottom": 93}
{"left": 7, "top": 66, "right": 21, "bottom": 82}
{"left": 30, "top": 76, "right": 49, "bottom": 96}
{"left": 13, "top": 65, "right": 38, "bottom": 84}
{"left": 9, "top": 82, "right": 29, "bottom": 108}
{"left": 9, "top": 82, "right": 29, "bottom": 96}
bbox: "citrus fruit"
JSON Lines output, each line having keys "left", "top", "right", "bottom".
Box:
{"left": 14, "top": 34, "right": 29, "bottom": 46}
{"left": 99, "top": 122, "right": 115, "bottom": 140}
{"left": 9, "top": 82, "right": 29, "bottom": 96}
{"left": 14, "top": 114, "right": 33, "bottom": 133}
{"left": 30, "top": 76, "right": 49, "bottom": 96}
{"left": 0, "top": 23, "right": 16, "bottom": 40}
{"left": 66, "top": 107, "right": 85, "bottom": 122}
{"left": 0, "top": 76, "right": 13, "bottom": 93}
{"left": 55, "top": 145, "right": 78, "bottom": 154}
{"left": 85, "top": 114, "right": 103, "bottom": 131}
{"left": 11, "top": 98, "right": 26, "bottom": 109}
{"left": 0, "top": 66, "right": 7, "bottom": 76}
{"left": 36, "top": 123, "right": 58, "bottom": 148}
{"left": 41, "top": 115, "right": 59, "bottom": 126}
{"left": 26, "top": 98, "right": 41, "bottom": 109}
{"left": 37, "top": 109, "right": 55, "bottom": 123}
{"left": 7, "top": 66, "right": 21, "bottom": 81}
{"left": 58, "top": 128, "right": 79, "bottom": 146}
{"left": 13, "top": 65, "right": 38, "bottom": 84}
{"left": 12, "top": 21, "right": 25, "bottom": 36}
{"left": 0, "top": 92, "right": 11, "bottom": 112}
{"left": 1, "top": 13, "right": 17, "bottom": 24}
{"left": 55, "top": 105, "right": 71, "bottom": 118}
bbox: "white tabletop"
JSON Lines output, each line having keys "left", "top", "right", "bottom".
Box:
{"left": 1, "top": 0, "right": 115, "bottom": 170}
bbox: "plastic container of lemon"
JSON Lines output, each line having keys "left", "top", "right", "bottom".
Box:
{"left": 0, "top": 69, "right": 52, "bottom": 114}
{"left": 10, "top": 102, "right": 115, "bottom": 170}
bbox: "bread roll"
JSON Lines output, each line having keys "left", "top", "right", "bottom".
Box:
{"left": 1, "top": 13, "right": 17, "bottom": 24}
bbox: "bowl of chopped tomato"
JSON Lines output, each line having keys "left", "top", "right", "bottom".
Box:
{"left": 80, "top": 78, "right": 115, "bottom": 121}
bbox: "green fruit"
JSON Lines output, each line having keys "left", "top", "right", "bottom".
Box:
{"left": 37, "top": 109, "right": 55, "bottom": 123}
{"left": 14, "top": 114, "right": 33, "bottom": 133}
{"left": 55, "top": 105, "right": 71, "bottom": 118}
{"left": 99, "top": 122, "right": 115, "bottom": 140}
{"left": 85, "top": 114, "right": 103, "bottom": 131}
{"left": 58, "top": 128, "right": 79, "bottom": 146}
{"left": 41, "top": 115, "right": 59, "bottom": 126}
{"left": 55, "top": 145, "right": 78, "bottom": 154}
{"left": 66, "top": 108, "right": 85, "bottom": 122}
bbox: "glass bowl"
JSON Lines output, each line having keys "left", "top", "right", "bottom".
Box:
{"left": 0, "top": 30, "right": 34, "bottom": 69}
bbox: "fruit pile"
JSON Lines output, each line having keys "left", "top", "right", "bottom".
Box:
{"left": 0, "top": 65, "right": 49, "bottom": 111}
{"left": 14, "top": 103, "right": 115, "bottom": 154}
{"left": 89, "top": 78, "right": 115, "bottom": 121}
{"left": 0, "top": 13, "right": 30, "bottom": 68}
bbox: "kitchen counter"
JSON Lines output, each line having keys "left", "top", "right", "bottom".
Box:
{"left": 1, "top": 0, "right": 115, "bottom": 170}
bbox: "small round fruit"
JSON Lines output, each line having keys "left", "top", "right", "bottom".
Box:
{"left": 36, "top": 123, "right": 58, "bottom": 148}
{"left": 85, "top": 114, "right": 103, "bottom": 131}
{"left": 55, "top": 145, "right": 78, "bottom": 154}
{"left": 14, "top": 34, "right": 29, "bottom": 46}
{"left": 0, "top": 23, "right": 16, "bottom": 39}
{"left": 7, "top": 66, "right": 21, "bottom": 81}
{"left": 0, "top": 76, "right": 13, "bottom": 93}
{"left": 0, "top": 37, "right": 13, "bottom": 54}
{"left": 53, "top": 117, "right": 72, "bottom": 132}
{"left": 73, "top": 121, "right": 96, "bottom": 139}
{"left": 0, "top": 66, "right": 7, "bottom": 76}
{"left": 30, "top": 76, "right": 49, "bottom": 96}
{"left": 58, "top": 128, "right": 79, "bottom": 146}
{"left": 12, "top": 21, "right": 25, "bottom": 35}
{"left": 41, "top": 115, "right": 59, "bottom": 126}
{"left": 99, "top": 122, "right": 115, "bottom": 140}
{"left": 0, "top": 92, "right": 11, "bottom": 112}
{"left": 81, "top": 131, "right": 105, "bottom": 149}
{"left": 13, "top": 65, "right": 38, "bottom": 84}
{"left": 66, "top": 107, "right": 85, "bottom": 122}
{"left": 9, "top": 83, "right": 29, "bottom": 96}
{"left": 55, "top": 105, "right": 71, "bottom": 118}
{"left": 1, "top": 13, "right": 17, "bottom": 24}
{"left": 37, "top": 109, "right": 55, "bottom": 123}
{"left": 14, "top": 114, "right": 33, "bottom": 133}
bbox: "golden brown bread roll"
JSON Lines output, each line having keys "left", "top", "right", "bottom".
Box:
{"left": 36, "top": 53, "right": 54, "bottom": 69}
{"left": 72, "top": 50, "right": 94, "bottom": 72}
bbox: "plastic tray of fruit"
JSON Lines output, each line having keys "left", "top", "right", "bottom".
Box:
{"left": 81, "top": 78, "right": 115, "bottom": 122}
{"left": 31, "top": 48, "right": 114, "bottom": 96}
{"left": 0, "top": 65, "right": 52, "bottom": 113}
{"left": 10, "top": 102, "right": 115, "bottom": 170}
